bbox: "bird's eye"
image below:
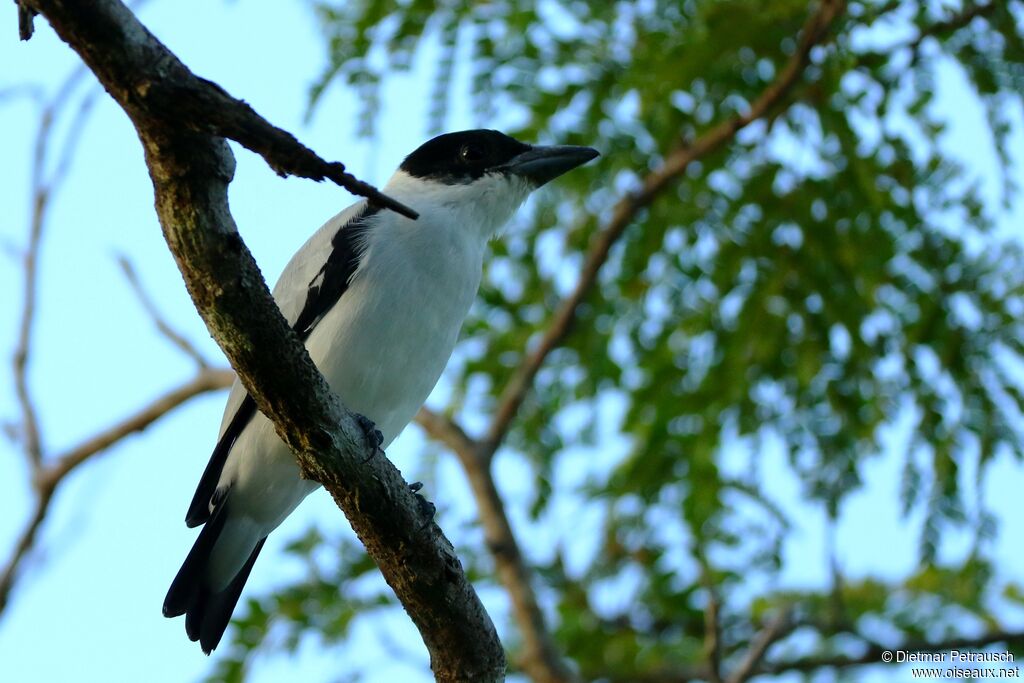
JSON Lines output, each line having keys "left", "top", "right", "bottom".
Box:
{"left": 459, "top": 144, "right": 484, "bottom": 163}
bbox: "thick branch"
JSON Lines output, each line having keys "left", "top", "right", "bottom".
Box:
{"left": 23, "top": 0, "right": 415, "bottom": 218}
{"left": 23, "top": 1, "right": 504, "bottom": 679}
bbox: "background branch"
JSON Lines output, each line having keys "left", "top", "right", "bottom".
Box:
{"left": 1, "top": 25, "right": 232, "bottom": 618}
{"left": 616, "top": 626, "right": 1024, "bottom": 683}
{"left": 418, "top": 2, "right": 847, "bottom": 681}
{"left": 118, "top": 255, "right": 211, "bottom": 368}
{"left": 20, "top": 0, "right": 415, "bottom": 219}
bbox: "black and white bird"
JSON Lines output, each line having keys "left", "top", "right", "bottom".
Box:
{"left": 162, "top": 129, "right": 599, "bottom": 653}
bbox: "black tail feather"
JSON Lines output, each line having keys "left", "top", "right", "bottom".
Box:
{"left": 163, "top": 499, "right": 230, "bottom": 619}
{"left": 164, "top": 491, "right": 267, "bottom": 654}
{"left": 199, "top": 537, "right": 266, "bottom": 654}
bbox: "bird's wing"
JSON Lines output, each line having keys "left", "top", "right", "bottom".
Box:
{"left": 184, "top": 200, "right": 377, "bottom": 527}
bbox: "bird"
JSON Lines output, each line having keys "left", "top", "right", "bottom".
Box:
{"left": 162, "top": 129, "right": 599, "bottom": 653}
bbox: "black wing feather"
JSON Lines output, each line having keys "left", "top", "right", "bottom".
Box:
{"left": 183, "top": 203, "right": 380, "bottom": 526}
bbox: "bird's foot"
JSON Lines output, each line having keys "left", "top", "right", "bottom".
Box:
{"left": 355, "top": 413, "right": 385, "bottom": 462}
{"left": 408, "top": 481, "right": 436, "bottom": 526}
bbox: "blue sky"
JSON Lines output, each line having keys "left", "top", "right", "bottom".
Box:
{"left": 1, "top": 2, "right": 1023, "bottom": 683}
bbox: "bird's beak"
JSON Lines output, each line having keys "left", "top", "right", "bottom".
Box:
{"left": 501, "top": 144, "right": 600, "bottom": 186}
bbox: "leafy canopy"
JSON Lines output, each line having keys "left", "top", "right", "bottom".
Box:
{"left": 215, "top": 1, "right": 1024, "bottom": 680}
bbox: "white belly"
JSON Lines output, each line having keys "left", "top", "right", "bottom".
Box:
{"left": 220, "top": 221, "right": 482, "bottom": 533}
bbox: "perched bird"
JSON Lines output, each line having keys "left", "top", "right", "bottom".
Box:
{"left": 162, "top": 129, "right": 599, "bottom": 653}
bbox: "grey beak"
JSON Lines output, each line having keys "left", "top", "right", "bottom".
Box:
{"left": 502, "top": 144, "right": 600, "bottom": 186}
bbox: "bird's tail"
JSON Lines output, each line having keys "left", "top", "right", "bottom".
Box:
{"left": 163, "top": 497, "right": 266, "bottom": 654}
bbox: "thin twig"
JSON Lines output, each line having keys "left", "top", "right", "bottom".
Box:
{"left": 0, "top": 368, "right": 233, "bottom": 615}
{"left": 38, "top": 368, "right": 235, "bottom": 489}
{"left": 117, "top": 255, "right": 211, "bottom": 368}
{"left": 0, "top": 494, "right": 51, "bottom": 614}
{"left": 1, "top": 18, "right": 225, "bottom": 620}
{"left": 11, "top": 58, "right": 94, "bottom": 468}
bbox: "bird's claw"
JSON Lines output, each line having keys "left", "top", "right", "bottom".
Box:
{"left": 408, "top": 481, "right": 436, "bottom": 527}
{"left": 355, "top": 413, "right": 385, "bottom": 462}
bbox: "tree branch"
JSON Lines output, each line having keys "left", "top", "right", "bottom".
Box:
{"left": 417, "top": 408, "right": 575, "bottom": 683}
{"left": 24, "top": 0, "right": 414, "bottom": 218}
{"left": 22, "top": 1, "right": 504, "bottom": 679}
{"left": 0, "top": 368, "right": 233, "bottom": 615}
{"left": 117, "top": 255, "right": 211, "bottom": 368}
{"left": 1, "top": 30, "right": 230, "bottom": 620}
{"left": 0, "top": 493, "right": 50, "bottom": 615}
{"left": 756, "top": 628, "right": 1024, "bottom": 677}
{"left": 482, "top": 0, "right": 848, "bottom": 457}
{"left": 908, "top": 1, "right": 995, "bottom": 54}
{"left": 612, "top": 625, "right": 1024, "bottom": 683}
{"left": 36, "top": 368, "right": 235, "bottom": 490}
{"left": 701, "top": 571, "right": 723, "bottom": 683}
{"left": 724, "top": 608, "right": 792, "bottom": 683}
{"left": 418, "top": 2, "right": 848, "bottom": 681}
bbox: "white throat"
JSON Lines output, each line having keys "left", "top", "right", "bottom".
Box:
{"left": 383, "top": 170, "right": 533, "bottom": 242}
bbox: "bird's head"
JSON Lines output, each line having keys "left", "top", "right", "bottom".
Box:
{"left": 384, "top": 129, "right": 599, "bottom": 238}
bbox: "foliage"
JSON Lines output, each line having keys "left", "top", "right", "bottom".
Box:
{"left": 219, "top": 1, "right": 1024, "bottom": 680}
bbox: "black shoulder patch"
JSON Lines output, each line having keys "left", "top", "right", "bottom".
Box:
{"left": 292, "top": 202, "right": 380, "bottom": 338}
{"left": 184, "top": 203, "right": 380, "bottom": 527}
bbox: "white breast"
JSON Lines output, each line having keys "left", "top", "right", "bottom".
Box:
{"left": 306, "top": 209, "right": 484, "bottom": 445}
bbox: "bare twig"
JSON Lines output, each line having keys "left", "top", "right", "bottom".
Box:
{"left": 0, "top": 495, "right": 50, "bottom": 614}
{"left": 1, "top": 13, "right": 228, "bottom": 620}
{"left": 38, "top": 368, "right": 235, "bottom": 490}
{"left": 117, "top": 255, "right": 211, "bottom": 368}
{"left": 12, "top": 176, "right": 45, "bottom": 467}
{"left": 0, "top": 368, "right": 233, "bottom": 614}
{"left": 11, "top": 61, "right": 93, "bottom": 469}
